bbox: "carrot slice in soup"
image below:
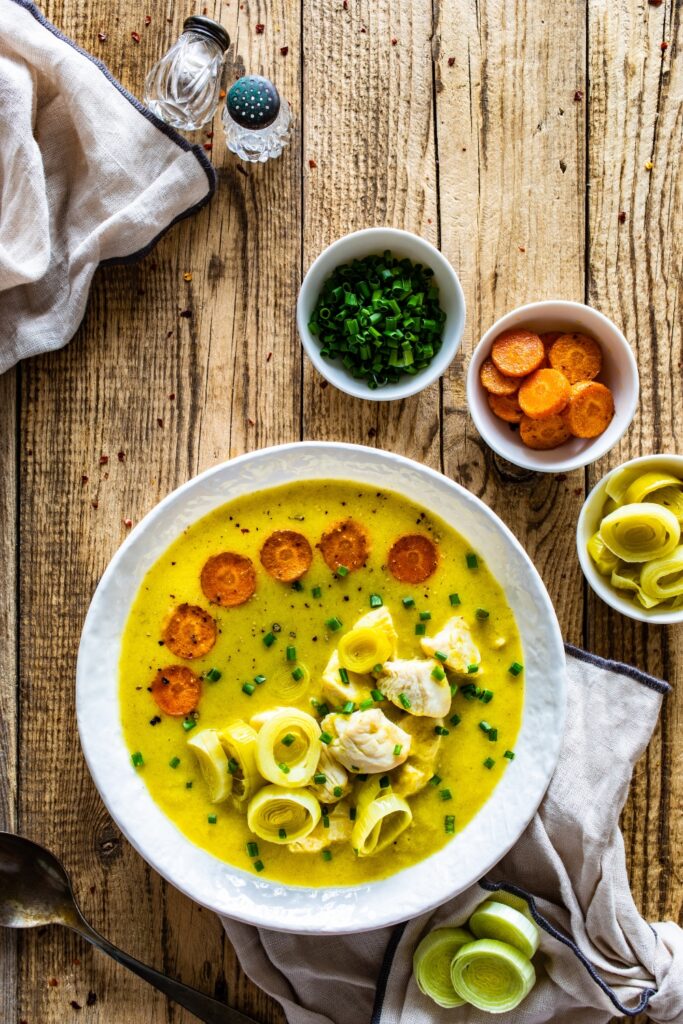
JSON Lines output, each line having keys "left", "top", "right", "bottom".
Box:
{"left": 163, "top": 603, "right": 217, "bottom": 659}
{"left": 565, "top": 381, "right": 614, "bottom": 437}
{"left": 319, "top": 519, "right": 369, "bottom": 572}
{"left": 548, "top": 332, "right": 602, "bottom": 384}
{"left": 487, "top": 392, "right": 523, "bottom": 424}
{"left": 490, "top": 329, "right": 545, "bottom": 377}
{"left": 519, "top": 413, "right": 572, "bottom": 450}
{"left": 261, "top": 530, "right": 313, "bottom": 582}
{"left": 200, "top": 551, "right": 256, "bottom": 607}
{"left": 479, "top": 359, "right": 520, "bottom": 396}
{"left": 518, "top": 368, "right": 570, "bottom": 420}
{"left": 151, "top": 665, "right": 202, "bottom": 716}
{"left": 387, "top": 534, "right": 438, "bottom": 583}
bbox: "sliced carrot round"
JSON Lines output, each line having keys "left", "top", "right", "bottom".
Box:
{"left": 519, "top": 413, "right": 572, "bottom": 450}
{"left": 518, "top": 368, "right": 570, "bottom": 420}
{"left": 260, "top": 530, "right": 313, "bottom": 582}
{"left": 200, "top": 552, "right": 256, "bottom": 607}
{"left": 151, "top": 665, "right": 202, "bottom": 716}
{"left": 479, "top": 359, "right": 520, "bottom": 396}
{"left": 548, "top": 332, "right": 602, "bottom": 384}
{"left": 387, "top": 534, "right": 438, "bottom": 583}
{"left": 319, "top": 519, "right": 369, "bottom": 572}
{"left": 488, "top": 392, "right": 523, "bottom": 424}
{"left": 565, "top": 381, "right": 614, "bottom": 438}
{"left": 490, "top": 329, "right": 545, "bottom": 377}
{"left": 162, "top": 604, "right": 217, "bottom": 659}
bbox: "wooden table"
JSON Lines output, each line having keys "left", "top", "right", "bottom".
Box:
{"left": 1, "top": 1, "right": 681, "bottom": 1021}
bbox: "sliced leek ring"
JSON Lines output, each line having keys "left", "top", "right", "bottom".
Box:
{"left": 587, "top": 532, "right": 619, "bottom": 576}
{"left": 646, "top": 485, "right": 683, "bottom": 524}
{"left": 413, "top": 928, "right": 473, "bottom": 1008}
{"left": 599, "top": 503, "right": 680, "bottom": 563}
{"left": 255, "top": 708, "right": 320, "bottom": 787}
{"left": 610, "top": 564, "right": 661, "bottom": 609}
{"left": 247, "top": 785, "right": 320, "bottom": 844}
{"left": 623, "top": 471, "right": 682, "bottom": 505}
{"left": 337, "top": 626, "right": 394, "bottom": 674}
{"left": 186, "top": 729, "right": 232, "bottom": 803}
{"left": 486, "top": 889, "right": 535, "bottom": 923}
{"left": 218, "top": 720, "right": 262, "bottom": 805}
{"left": 605, "top": 465, "right": 659, "bottom": 505}
{"left": 469, "top": 900, "right": 540, "bottom": 959}
{"left": 450, "top": 938, "right": 536, "bottom": 1013}
{"left": 270, "top": 663, "right": 311, "bottom": 703}
{"left": 351, "top": 791, "right": 412, "bottom": 856}
{"left": 640, "top": 544, "right": 683, "bottom": 603}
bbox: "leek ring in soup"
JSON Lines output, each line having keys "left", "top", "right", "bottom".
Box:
{"left": 586, "top": 533, "right": 619, "bottom": 576}
{"left": 623, "top": 471, "right": 682, "bottom": 506}
{"left": 413, "top": 928, "right": 473, "bottom": 1008}
{"left": 599, "top": 503, "right": 680, "bottom": 563}
{"left": 450, "top": 938, "right": 536, "bottom": 1013}
{"left": 247, "top": 785, "right": 321, "bottom": 844}
{"left": 255, "top": 708, "right": 320, "bottom": 787}
{"left": 186, "top": 729, "right": 232, "bottom": 804}
{"left": 352, "top": 791, "right": 412, "bottom": 856}
{"left": 354, "top": 775, "right": 387, "bottom": 818}
{"left": 469, "top": 900, "right": 540, "bottom": 959}
{"left": 218, "top": 720, "right": 262, "bottom": 804}
{"left": 640, "top": 545, "right": 683, "bottom": 603}
{"left": 337, "top": 626, "right": 394, "bottom": 674}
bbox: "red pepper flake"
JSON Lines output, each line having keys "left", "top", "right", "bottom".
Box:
{"left": 131, "top": 31, "right": 141, "bottom": 43}
{"left": 117, "top": 450, "right": 126, "bottom": 462}
{"left": 367, "top": 426, "right": 377, "bottom": 438}
{"left": 91, "top": 500, "right": 99, "bottom": 510}
{"left": 98, "top": 31, "right": 108, "bottom": 42}
{"left": 660, "top": 41, "right": 669, "bottom": 51}
{"left": 48, "top": 978, "right": 59, "bottom": 987}
{"left": 280, "top": 46, "right": 289, "bottom": 56}
{"left": 255, "top": 23, "right": 265, "bottom": 34}
{"left": 206, "top": 131, "right": 214, "bottom": 139}
{"left": 518, "top": 246, "right": 526, "bottom": 253}
{"left": 648, "top": 0, "right": 663, "bottom": 5}
{"left": 573, "top": 90, "right": 584, "bottom": 102}
{"left": 81, "top": 475, "right": 89, "bottom": 485}
{"left": 203, "top": 142, "right": 213, "bottom": 151}
{"left": 618, "top": 211, "right": 627, "bottom": 224}
{"left": 320, "top": 380, "right": 328, "bottom": 389}
{"left": 86, "top": 992, "right": 97, "bottom": 1007}
{"left": 219, "top": 90, "right": 226, "bottom": 98}
{"left": 169, "top": 393, "right": 176, "bottom": 400}
{"left": 73, "top": 958, "right": 81, "bottom": 966}
{"left": 308, "top": 159, "right": 317, "bottom": 169}
{"left": 391, "top": 38, "right": 397, "bottom": 46}
{"left": 266, "top": 352, "right": 273, "bottom": 362}
{"left": 179, "top": 309, "right": 192, "bottom": 318}
{"left": 447, "top": 56, "right": 455, "bottom": 66}
{"left": 70, "top": 1001, "right": 82, "bottom": 1011}
{"left": 99, "top": 454, "right": 109, "bottom": 465}
{"left": 145, "top": 15, "right": 151, "bottom": 25}
{"left": 124, "top": 518, "right": 133, "bottom": 528}
{"left": 157, "top": 418, "right": 164, "bottom": 428}
{"left": 360, "top": 26, "right": 366, "bottom": 32}
{"left": 343, "top": 0, "right": 348, "bottom": 8}
{"left": 247, "top": 418, "right": 255, "bottom": 427}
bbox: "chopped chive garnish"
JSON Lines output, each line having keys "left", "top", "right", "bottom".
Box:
{"left": 483, "top": 757, "right": 495, "bottom": 770}
{"left": 291, "top": 580, "right": 304, "bottom": 591}
{"left": 449, "top": 713, "right": 461, "bottom": 726}
{"left": 431, "top": 665, "right": 446, "bottom": 681}
{"left": 402, "top": 596, "right": 415, "bottom": 608}
{"left": 278, "top": 762, "right": 290, "bottom": 775}
{"left": 419, "top": 610, "right": 432, "bottom": 621}
{"left": 359, "top": 698, "right": 374, "bottom": 710}
{"left": 322, "top": 815, "right": 330, "bottom": 828}
{"left": 333, "top": 785, "right": 343, "bottom": 797}
{"left": 399, "top": 692, "right": 411, "bottom": 709}
{"left": 320, "top": 731, "right": 333, "bottom": 745}
{"left": 444, "top": 815, "right": 455, "bottom": 834}
{"left": 254, "top": 674, "right": 267, "bottom": 685}
{"left": 312, "top": 586, "right": 322, "bottom": 599}
{"left": 480, "top": 689, "right": 494, "bottom": 704}
{"left": 336, "top": 565, "right": 349, "bottom": 577}
{"left": 440, "top": 788, "right": 452, "bottom": 801}
{"left": 182, "top": 718, "right": 197, "bottom": 732}
{"left": 430, "top": 774, "right": 442, "bottom": 786}
{"left": 228, "top": 758, "right": 239, "bottom": 774}
{"left": 349, "top": 807, "right": 357, "bottom": 820}
{"left": 286, "top": 645, "right": 297, "bottom": 661}
{"left": 185, "top": 781, "right": 193, "bottom": 789}
{"left": 504, "top": 750, "right": 516, "bottom": 760}
{"left": 460, "top": 683, "right": 477, "bottom": 700}
{"left": 314, "top": 772, "right": 327, "bottom": 784}
{"left": 339, "top": 667, "right": 350, "bottom": 685}
{"left": 479, "top": 721, "right": 492, "bottom": 733}
{"left": 208, "top": 814, "right": 217, "bottom": 824}
{"left": 247, "top": 841, "right": 259, "bottom": 858}
{"left": 466, "top": 553, "right": 479, "bottom": 569}
{"left": 450, "top": 683, "right": 458, "bottom": 697}
{"left": 281, "top": 733, "right": 295, "bottom": 747}
{"left": 169, "top": 756, "right": 180, "bottom": 769}
{"left": 415, "top": 623, "right": 427, "bottom": 636}
{"left": 372, "top": 663, "right": 384, "bottom": 674}
{"left": 371, "top": 689, "right": 384, "bottom": 702}
{"left": 313, "top": 701, "right": 330, "bottom": 717}
{"left": 326, "top": 616, "right": 343, "bottom": 631}
{"left": 341, "top": 701, "right": 355, "bottom": 714}
{"left": 278, "top": 827, "right": 287, "bottom": 839}
{"left": 263, "top": 631, "right": 276, "bottom": 647}
{"left": 393, "top": 744, "right": 403, "bottom": 756}
{"left": 204, "top": 667, "right": 222, "bottom": 682}
{"left": 449, "top": 593, "right": 461, "bottom": 606}
{"left": 488, "top": 728, "right": 498, "bottom": 742}
{"left": 242, "top": 682, "right": 256, "bottom": 695}
{"left": 254, "top": 859, "right": 265, "bottom": 872}
{"left": 475, "top": 608, "right": 490, "bottom": 620}
{"left": 379, "top": 775, "right": 390, "bottom": 789}
{"left": 370, "top": 594, "right": 383, "bottom": 608}
{"left": 131, "top": 751, "right": 144, "bottom": 768}
{"left": 434, "top": 725, "right": 450, "bottom": 736}
{"left": 467, "top": 664, "right": 479, "bottom": 674}
{"left": 357, "top": 773, "right": 369, "bottom": 781}
{"left": 509, "top": 662, "right": 524, "bottom": 676}
{"left": 322, "top": 850, "right": 333, "bottom": 862}
{"left": 434, "top": 650, "right": 448, "bottom": 662}
{"left": 291, "top": 667, "right": 305, "bottom": 682}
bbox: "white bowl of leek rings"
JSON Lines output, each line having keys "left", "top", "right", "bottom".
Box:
{"left": 577, "top": 454, "right": 683, "bottom": 624}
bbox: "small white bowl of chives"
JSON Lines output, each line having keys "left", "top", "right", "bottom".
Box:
{"left": 297, "top": 228, "right": 466, "bottom": 400}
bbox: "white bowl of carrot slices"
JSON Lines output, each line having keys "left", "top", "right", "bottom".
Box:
{"left": 466, "top": 301, "right": 639, "bottom": 473}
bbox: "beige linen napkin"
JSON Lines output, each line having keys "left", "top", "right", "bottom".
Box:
{"left": 0, "top": 0, "right": 215, "bottom": 374}
{"left": 223, "top": 646, "right": 683, "bottom": 1024}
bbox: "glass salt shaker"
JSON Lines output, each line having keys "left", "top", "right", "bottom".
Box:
{"left": 143, "top": 16, "right": 230, "bottom": 131}
{"left": 222, "top": 75, "right": 292, "bottom": 163}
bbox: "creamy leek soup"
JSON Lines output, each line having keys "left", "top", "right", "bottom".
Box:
{"left": 120, "top": 481, "right": 524, "bottom": 886}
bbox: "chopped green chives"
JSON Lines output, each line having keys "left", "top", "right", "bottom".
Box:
{"left": 460, "top": 683, "right": 477, "bottom": 700}
{"left": 169, "top": 756, "right": 180, "bottom": 769}
{"left": 185, "top": 781, "right": 193, "bottom": 789}
{"left": 313, "top": 700, "right": 330, "bottom": 717}
{"left": 440, "top": 788, "right": 452, "bottom": 801}
{"left": 504, "top": 750, "right": 516, "bottom": 760}
{"left": 131, "top": 751, "right": 144, "bottom": 768}
{"left": 480, "top": 689, "right": 494, "bottom": 704}
{"left": 419, "top": 610, "right": 432, "bottom": 621}
{"left": 291, "top": 580, "right": 304, "bottom": 591}
{"left": 228, "top": 758, "right": 239, "bottom": 774}
{"left": 357, "top": 773, "right": 369, "bottom": 781}
{"left": 333, "top": 785, "right": 343, "bottom": 797}
{"left": 286, "top": 645, "right": 297, "bottom": 661}
{"left": 434, "top": 650, "right": 448, "bottom": 662}
{"left": 263, "top": 631, "right": 276, "bottom": 647}
{"left": 444, "top": 815, "right": 455, "bottom": 834}
{"left": 488, "top": 729, "right": 498, "bottom": 742}
{"left": 402, "top": 596, "right": 415, "bottom": 608}
{"left": 339, "top": 667, "right": 350, "bottom": 685}
{"left": 371, "top": 689, "right": 384, "bottom": 702}
{"left": 341, "top": 701, "right": 355, "bottom": 714}
{"left": 320, "top": 731, "right": 333, "bottom": 745}
{"left": 182, "top": 718, "right": 197, "bottom": 732}
{"left": 467, "top": 664, "right": 479, "bottom": 674}
{"left": 475, "top": 608, "right": 490, "bottom": 620}
{"left": 466, "top": 553, "right": 479, "bottom": 569}
{"left": 204, "top": 667, "right": 222, "bottom": 682}
{"left": 337, "top": 565, "right": 349, "bottom": 577}
{"left": 326, "top": 616, "right": 343, "bottom": 631}
{"left": 321, "top": 850, "right": 333, "bottom": 862}
{"left": 399, "top": 692, "right": 411, "bottom": 709}
{"left": 479, "top": 721, "right": 492, "bottom": 734}
{"left": 415, "top": 623, "right": 427, "bottom": 636}
{"left": 509, "top": 662, "right": 524, "bottom": 676}
{"left": 281, "top": 733, "right": 295, "bottom": 747}
{"left": 450, "top": 683, "right": 458, "bottom": 697}
{"left": 349, "top": 807, "right": 357, "bottom": 820}
{"left": 483, "top": 757, "right": 495, "bottom": 770}
{"left": 372, "top": 664, "right": 384, "bottom": 674}
{"left": 254, "top": 674, "right": 267, "bottom": 685}
{"left": 247, "top": 841, "right": 259, "bottom": 858}
{"left": 278, "top": 827, "right": 287, "bottom": 838}
{"left": 449, "top": 593, "right": 461, "bottom": 606}
{"left": 291, "top": 667, "right": 305, "bottom": 682}
{"left": 370, "top": 594, "right": 383, "bottom": 608}
{"left": 393, "top": 744, "right": 403, "bottom": 756}
{"left": 449, "top": 713, "right": 461, "bottom": 727}
{"left": 379, "top": 775, "right": 390, "bottom": 789}
{"left": 242, "top": 682, "right": 256, "bottom": 695}
{"left": 431, "top": 665, "right": 446, "bottom": 681}
{"left": 254, "top": 859, "right": 265, "bottom": 872}
{"left": 322, "top": 815, "right": 330, "bottom": 828}
{"left": 314, "top": 772, "right": 327, "bottom": 785}
{"left": 359, "top": 698, "right": 374, "bottom": 710}
{"left": 312, "top": 586, "right": 322, "bottom": 599}
{"left": 429, "top": 774, "right": 442, "bottom": 786}
{"left": 208, "top": 814, "right": 217, "bottom": 824}
{"left": 279, "top": 762, "right": 290, "bottom": 775}
{"left": 434, "top": 725, "right": 450, "bottom": 736}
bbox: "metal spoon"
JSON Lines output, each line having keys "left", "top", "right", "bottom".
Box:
{"left": 0, "top": 832, "right": 259, "bottom": 1024}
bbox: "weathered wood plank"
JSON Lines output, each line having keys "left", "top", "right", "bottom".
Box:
{"left": 301, "top": 0, "right": 441, "bottom": 468}
{"left": 437, "top": 0, "right": 587, "bottom": 646}
{"left": 586, "top": 7, "right": 683, "bottom": 1022}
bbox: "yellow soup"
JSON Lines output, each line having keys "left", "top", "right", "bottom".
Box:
{"left": 120, "top": 481, "right": 524, "bottom": 886}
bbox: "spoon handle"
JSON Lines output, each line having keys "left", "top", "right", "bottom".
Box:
{"left": 70, "top": 916, "right": 259, "bottom": 1024}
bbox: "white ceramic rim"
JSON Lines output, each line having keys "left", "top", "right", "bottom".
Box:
{"left": 296, "top": 227, "right": 466, "bottom": 401}
{"left": 466, "top": 300, "right": 640, "bottom": 473}
{"left": 577, "top": 452, "right": 683, "bottom": 625}
{"left": 77, "top": 442, "right": 566, "bottom": 934}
